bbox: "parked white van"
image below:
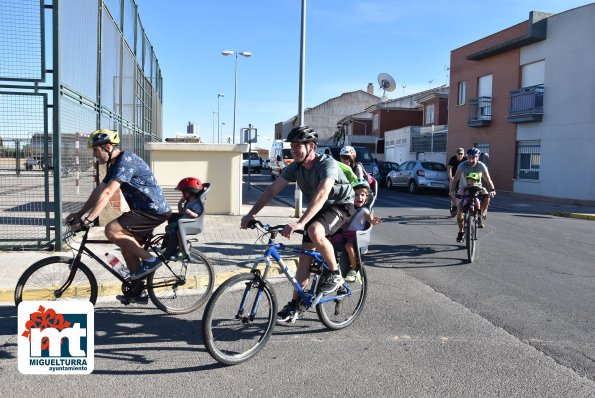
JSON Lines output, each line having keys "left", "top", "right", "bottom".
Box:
{"left": 270, "top": 140, "right": 293, "bottom": 180}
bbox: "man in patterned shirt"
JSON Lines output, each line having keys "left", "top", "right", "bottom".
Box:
{"left": 66, "top": 129, "right": 171, "bottom": 303}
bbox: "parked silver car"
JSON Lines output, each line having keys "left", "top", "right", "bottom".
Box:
{"left": 386, "top": 160, "right": 449, "bottom": 193}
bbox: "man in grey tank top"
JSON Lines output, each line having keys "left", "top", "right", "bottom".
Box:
{"left": 240, "top": 126, "right": 355, "bottom": 322}
{"left": 449, "top": 147, "right": 496, "bottom": 242}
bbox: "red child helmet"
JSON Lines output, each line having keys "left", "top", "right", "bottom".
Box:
{"left": 176, "top": 177, "right": 204, "bottom": 193}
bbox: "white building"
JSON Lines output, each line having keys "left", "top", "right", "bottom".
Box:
{"left": 276, "top": 88, "right": 380, "bottom": 144}
{"left": 513, "top": 4, "right": 595, "bottom": 200}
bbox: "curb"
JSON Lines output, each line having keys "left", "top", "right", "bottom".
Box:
{"left": 1, "top": 259, "right": 299, "bottom": 305}
{"left": 550, "top": 212, "right": 595, "bottom": 221}
{"left": 568, "top": 213, "right": 595, "bottom": 221}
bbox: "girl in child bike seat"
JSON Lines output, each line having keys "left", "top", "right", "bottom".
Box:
{"left": 162, "top": 177, "right": 205, "bottom": 260}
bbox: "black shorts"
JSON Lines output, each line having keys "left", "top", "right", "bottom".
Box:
{"left": 303, "top": 203, "right": 354, "bottom": 244}
{"left": 117, "top": 209, "right": 171, "bottom": 240}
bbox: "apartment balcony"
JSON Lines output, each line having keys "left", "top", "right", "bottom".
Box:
{"left": 467, "top": 97, "right": 492, "bottom": 127}
{"left": 507, "top": 84, "right": 544, "bottom": 123}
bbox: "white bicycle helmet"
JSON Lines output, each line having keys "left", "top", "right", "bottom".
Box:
{"left": 340, "top": 145, "right": 356, "bottom": 159}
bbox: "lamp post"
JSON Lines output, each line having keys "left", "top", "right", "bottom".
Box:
{"left": 221, "top": 122, "right": 227, "bottom": 143}
{"left": 222, "top": 50, "right": 252, "bottom": 144}
{"left": 212, "top": 111, "right": 217, "bottom": 143}
{"left": 217, "top": 93, "right": 224, "bottom": 143}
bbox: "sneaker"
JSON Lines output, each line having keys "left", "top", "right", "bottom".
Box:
{"left": 449, "top": 205, "right": 457, "bottom": 217}
{"left": 456, "top": 232, "right": 464, "bottom": 243}
{"left": 345, "top": 269, "right": 358, "bottom": 283}
{"left": 130, "top": 257, "right": 162, "bottom": 280}
{"left": 318, "top": 271, "right": 344, "bottom": 293}
{"left": 477, "top": 218, "right": 484, "bottom": 228}
{"left": 115, "top": 292, "right": 149, "bottom": 305}
{"left": 277, "top": 300, "right": 303, "bottom": 323}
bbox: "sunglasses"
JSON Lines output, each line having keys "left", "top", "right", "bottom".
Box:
{"left": 457, "top": 153, "right": 464, "bottom": 155}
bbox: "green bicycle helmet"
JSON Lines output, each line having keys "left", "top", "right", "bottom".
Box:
{"left": 466, "top": 172, "right": 481, "bottom": 182}
{"left": 352, "top": 178, "right": 370, "bottom": 190}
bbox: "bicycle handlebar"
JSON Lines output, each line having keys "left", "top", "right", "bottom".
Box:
{"left": 247, "top": 219, "right": 286, "bottom": 233}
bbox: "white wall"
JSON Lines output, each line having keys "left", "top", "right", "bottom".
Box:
{"left": 515, "top": 4, "right": 595, "bottom": 200}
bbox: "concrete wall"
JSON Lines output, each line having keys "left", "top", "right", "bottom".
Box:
{"left": 145, "top": 143, "right": 248, "bottom": 215}
{"left": 515, "top": 4, "right": 595, "bottom": 200}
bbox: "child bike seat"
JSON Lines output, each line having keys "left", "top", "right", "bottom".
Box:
{"left": 177, "top": 183, "right": 211, "bottom": 255}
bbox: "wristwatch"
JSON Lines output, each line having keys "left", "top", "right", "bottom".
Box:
{"left": 83, "top": 216, "right": 93, "bottom": 224}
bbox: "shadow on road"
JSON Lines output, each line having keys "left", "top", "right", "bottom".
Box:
{"left": 363, "top": 244, "right": 468, "bottom": 269}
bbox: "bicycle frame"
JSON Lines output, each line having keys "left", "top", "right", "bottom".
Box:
{"left": 60, "top": 226, "right": 180, "bottom": 297}
{"left": 238, "top": 231, "right": 353, "bottom": 321}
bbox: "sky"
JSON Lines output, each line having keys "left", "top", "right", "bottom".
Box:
{"left": 136, "top": 0, "right": 593, "bottom": 148}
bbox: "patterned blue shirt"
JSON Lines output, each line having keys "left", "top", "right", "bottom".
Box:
{"left": 103, "top": 151, "right": 171, "bottom": 214}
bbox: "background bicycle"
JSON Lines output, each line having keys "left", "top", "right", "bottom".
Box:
{"left": 457, "top": 186, "right": 483, "bottom": 263}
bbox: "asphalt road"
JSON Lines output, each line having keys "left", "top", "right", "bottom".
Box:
{"left": 1, "top": 172, "right": 593, "bottom": 396}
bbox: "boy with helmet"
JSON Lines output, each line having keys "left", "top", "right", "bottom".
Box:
{"left": 66, "top": 129, "right": 171, "bottom": 304}
{"left": 240, "top": 125, "right": 355, "bottom": 322}
{"left": 341, "top": 179, "right": 381, "bottom": 282}
{"left": 162, "top": 177, "right": 205, "bottom": 259}
{"left": 449, "top": 147, "right": 496, "bottom": 242}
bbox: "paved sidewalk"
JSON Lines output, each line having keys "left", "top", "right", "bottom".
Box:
{"left": 0, "top": 182, "right": 301, "bottom": 304}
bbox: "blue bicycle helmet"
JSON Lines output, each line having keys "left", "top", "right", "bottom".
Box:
{"left": 466, "top": 147, "right": 480, "bottom": 157}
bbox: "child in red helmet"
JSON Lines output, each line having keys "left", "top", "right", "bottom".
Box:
{"left": 162, "top": 177, "right": 205, "bottom": 259}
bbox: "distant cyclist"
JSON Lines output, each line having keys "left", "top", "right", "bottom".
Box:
{"left": 449, "top": 147, "right": 496, "bottom": 242}
{"left": 447, "top": 147, "right": 467, "bottom": 216}
{"left": 240, "top": 126, "right": 354, "bottom": 321}
{"left": 66, "top": 129, "right": 171, "bottom": 303}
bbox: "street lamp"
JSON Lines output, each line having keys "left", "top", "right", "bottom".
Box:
{"left": 222, "top": 50, "right": 252, "bottom": 144}
{"left": 221, "top": 122, "right": 227, "bottom": 143}
{"left": 212, "top": 111, "right": 218, "bottom": 143}
{"left": 217, "top": 93, "right": 224, "bottom": 143}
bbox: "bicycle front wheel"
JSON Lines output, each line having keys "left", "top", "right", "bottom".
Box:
{"left": 202, "top": 273, "right": 277, "bottom": 366}
{"left": 14, "top": 256, "right": 98, "bottom": 305}
{"left": 317, "top": 265, "right": 368, "bottom": 330}
{"left": 466, "top": 213, "right": 476, "bottom": 263}
{"left": 147, "top": 248, "right": 214, "bottom": 314}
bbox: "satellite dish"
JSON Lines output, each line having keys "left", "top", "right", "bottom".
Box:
{"left": 378, "top": 73, "right": 396, "bottom": 101}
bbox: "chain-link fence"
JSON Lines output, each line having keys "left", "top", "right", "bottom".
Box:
{"left": 0, "top": 0, "right": 163, "bottom": 249}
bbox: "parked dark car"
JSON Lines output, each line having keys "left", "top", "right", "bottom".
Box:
{"left": 315, "top": 145, "right": 380, "bottom": 180}
{"left": 377, "top": 161, "right": 399, "bottom": 187}
{"left": 386, "top": 160, "right": 448, "bottom": 193}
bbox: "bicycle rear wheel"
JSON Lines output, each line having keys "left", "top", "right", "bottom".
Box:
{"left": 14, "top": 256, "right": 98, "bottom": 305}
{"left": 147, "top": 248, "right": 214, "bottom": 314}
{"left": 466, "top": 213, "right": 477, "bottom": 263}
{"left": 202, "top": 273, "right": 277, "bottom": 365}
{"left": 317, "top": 265, "right": 368, "bottom": 330}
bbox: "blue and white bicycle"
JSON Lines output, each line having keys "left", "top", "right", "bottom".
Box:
{"left": 201, "top": 219, "right": 368, "bottom": 365}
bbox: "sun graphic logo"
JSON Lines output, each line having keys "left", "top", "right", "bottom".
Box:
{"left": 18, "top": 301, "right": 94, "bottom": 374}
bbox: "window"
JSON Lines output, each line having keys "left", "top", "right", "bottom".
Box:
{"left": 373, "top": 113, "right": 379, "bottom": 130}
{"left": 517, "top": 140, "right": 540, "bottom": 180}
{"left": 457, "top": 81, "right": 466, "bottom": 105}
{"left": 425, "top": 104, "right": 435, "bottom": 124}
{"left": 475, "top": 143, "right": 490, "bottom": 166}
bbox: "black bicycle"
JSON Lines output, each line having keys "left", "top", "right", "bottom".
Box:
{"left": 457, "top": 186, "right": 483, "bottom": 263}
{"left": 14, "top": 221, "right": 215, "bottom": 314}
